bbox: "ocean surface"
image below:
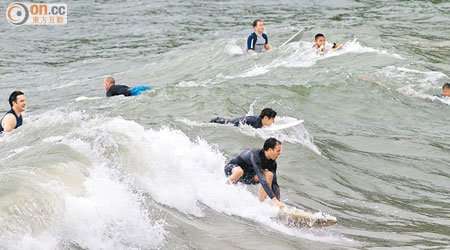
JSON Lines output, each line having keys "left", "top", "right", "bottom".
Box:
{"left": 1, "top": 1, "right": 449, "bottom": 249}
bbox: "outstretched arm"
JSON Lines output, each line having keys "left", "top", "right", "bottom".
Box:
{"left": 227, "top": 117, "right": 246, "bottom": 127}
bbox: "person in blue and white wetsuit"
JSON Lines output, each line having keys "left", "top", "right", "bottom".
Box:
{"left": 210, "top": 108, "right": 277, "bottom": 129}
{"left": 103, "top": 77, "right": 151, "bottom": 97}
{"left": 246, "top": 19, "right": 271, "bottom": 53}
{"left": 225, "top": 138, "right": 285, "bottom": 209}
{"left": 0, "top": 91, "right": 26, "bottom": 133}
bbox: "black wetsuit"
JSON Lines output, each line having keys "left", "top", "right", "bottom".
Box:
{"left": 0, "top": 109, "right": 23, "bottom": 133}
{"left": 210, "top": 116, "right": 262, "bottom": 129}
{"left": 434, "top": 93, "right": 444, "bottom": 98}
{"left": 106, "top": 85, "right": 131, "bottom": 97}
{"left": 224, "top": 148, "right": 280, "bottom": 200}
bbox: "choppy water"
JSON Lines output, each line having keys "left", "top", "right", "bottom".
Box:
{"left": 1, "top": 0, "right": 449, "bottom": 249}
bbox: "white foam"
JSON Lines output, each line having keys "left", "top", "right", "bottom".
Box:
{"left": 177, "top": 79, "right": 213, "bottom": 88}
{"left": 61, "top": 166, "right": 166, "bottom": 250}
{"left": 223, "top": 38, "right": 403, "bottom": 79}
{"left": 225, "top": 39, "right": 244, "bottom": 55}
{"left": 378, "top": 66, "right": 449, "bottom": 102}
{"left": 395, "top": 67, "right": 447, "bottom": 82}
{"left": 0, "top": 111, "right": 167, "bottom": 250}
{"left": 2, "top": 111, "right": 343, "bottom": 245}
{"left": 239, "top": 116, "right": 321, "bottom": 155}
{"left": 246, "top": 99, "right": 258, "bottom": 116}
{"left": 75, "top": 96, "right": 103, "bottom": 102}
{"left": 336, "top": 39, "right": 403, "bottom": 59}
{"left": 176, "top": 115, "right": 321, "bottom": 155}
{"left": 177, "top": 80, "right": 201, "bottom": 87}
{"left": 101, "top": 119, "right": 341, "bottom": 242}
{"left": 1, "top": 146, "right": 31, "bottom": 161}
{"left": 242, "top": 104, "right": 320, "bottom": 154}
{"left": 397, "top": 85, "right": 450, "bottom": 105}
{"left": 1, "top": 232, "right": 59, "bottom": 250}
{"left": 25, "top": 109, "right": 87, "bottom": 124}
{"left": 380, "top": 66, "right": 447, "bottom": 90}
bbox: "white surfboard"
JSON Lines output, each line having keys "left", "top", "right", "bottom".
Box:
{"left": 278, "top": 209, "right": 337, "bottom": 228}
{"left": 280, "top": 28, "right": 305, "bottom": 47}
{"left": 264, "top": 119, "right": 303, "bottom": 131}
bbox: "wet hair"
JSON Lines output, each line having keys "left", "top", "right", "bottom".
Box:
{"left": 315, "top": 33, "right": 325, "bottom": 40}
{"left": 264, "top": 138, "right": 281, "bottom": 151}
{"left": 105, "top": 77, "right": 115, "bottom": 85}
{"left": 253, "top": 19, "right": 263, "bottom": 27}
{"left": 443, "top": 83, "right": 450, "bottom": 90}
{"left": 259, "top": 108, "right": 277, "bottom": 119}
{"left": 9, "top": 91, "right": 24, "bottom": 108}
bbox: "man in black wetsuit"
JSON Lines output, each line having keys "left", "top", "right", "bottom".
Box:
{"left": 0, "top": 91, "right": 26, "bottom": 133}
{"left": 225, "top": 138, "right": 285, "bottom": 209}
{"left": 210, "top": 108, "right": 277, "bottom": 128}
{"left": 434, "top": 83, "right": 450, "bottom": 98}
{"left": 104, "top": 77, "right": 131, "bottom": 97}
{"left": 103, "top": 77, "right": 151, "bottom": 97}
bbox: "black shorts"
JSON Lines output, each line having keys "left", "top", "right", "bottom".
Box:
{"left": 224, "top": 163, "right": 257, "bottom": 185}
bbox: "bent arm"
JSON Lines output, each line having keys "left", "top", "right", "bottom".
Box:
{"left": 250, "top": 152, "right": 276, "bottom": 199}
{"left": 2, "top": 114, "right": 17, "bottom": 132}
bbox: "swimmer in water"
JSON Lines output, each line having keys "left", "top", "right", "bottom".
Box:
{"left": 210, "top": 108, "right": 276, "bottom": 128}
{"left": 103, "top": 77, "right": 151, "bottom": 97}
{"left": 312, "top": 33, "right": 340, "bottom": 54}
{"left": 433, "top": 83, "right": 450, "bottom": 98}
{"left": 312, "top": 33, "right": 331, "bottom": 54}
{"left": 0, "top": 91, "right": 26, "bottom": 133}
{"left": 246, "top": 19, "right": 271, "bottom": 53}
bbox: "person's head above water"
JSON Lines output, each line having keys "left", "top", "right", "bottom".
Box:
{"left": 442, "top": 83, "right": 450, "bottom": 97}
{"left": 253, "top": 19, "right": 265, "bottom": 35}
{"left": 9, "top": 90, "right": 26, "bottom": 112}
{"left": 314, "top": 33, "right": 326, "bottom": 48}
{"left": 103, "top": 77, "right": 115, "bottom": 91}
{"left": 259, "top": 108, "right": 277, "bottom": 127}
{"left": 263, "top": 137, "right": 281, "bottom": 160}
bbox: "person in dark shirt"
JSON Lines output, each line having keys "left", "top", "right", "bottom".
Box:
{"left": 433, "top": 83, "right": 450, "bottom": 98}
{"left": 103, "top": 77, "right": 151, "bottom": 97}
{"left": 210, "top": 108, "right": 277, "bottom": 128}
{"left": 225, "top": 138, "right": 285, "bottom": 209}
{"left": 0, "top": 91, "right": 25, "bottom": 133}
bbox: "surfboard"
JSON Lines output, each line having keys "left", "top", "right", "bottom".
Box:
{"left": 264, "top": 120, "right": 303, "bottom": 131}
{"left": 278, "top": 209, "right": 337, "bottom": 228}
{"left": 332, "top": 43, "right": 344, "bottom": 51}
{"left": 280, "top": 28, "right": 305, "bottom": 47}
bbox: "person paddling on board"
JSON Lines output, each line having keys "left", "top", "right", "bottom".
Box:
{"left": 246, "top": 19, "right": 271, "bottom": 53}
{"left": 103, "top": 77, "right": 151, "bottom": 97}
{"left": 210, "top": 108, "right": 276, "bottom": 128}
{"left": 312, "top": 33, "right": 340, "bottom": 54}
{"left": 0, "top": 91, "right": 26, "bottom": 133}
{"left": 433, "top": 83, "right": 450, "bottom": 98}
{"left": 225, "top": 138, "right": 285, "bottom": 209}
{"left": 312, "top": 33, "right": 330, "bottom": 54}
